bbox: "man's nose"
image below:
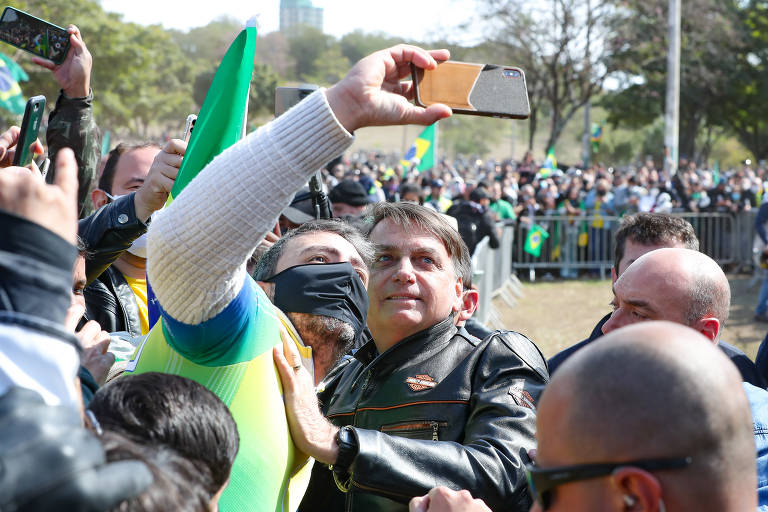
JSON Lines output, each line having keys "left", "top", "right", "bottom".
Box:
{"left": 601, "top": 310, "right": 622, "bottom": 335}
{"left": 392, "top": 257, "right": 416, "bottom": 283}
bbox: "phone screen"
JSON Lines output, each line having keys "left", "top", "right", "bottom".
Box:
{"left": 0, "top": 7, "right": 70, "bottom": 64}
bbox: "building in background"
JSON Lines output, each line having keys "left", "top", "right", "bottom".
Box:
{"left": 279, "top": 0, "right": 323, "bottom": 32}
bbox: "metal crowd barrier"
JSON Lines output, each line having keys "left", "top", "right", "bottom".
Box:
{"left": 470, "top": 211, "right": 761, "bottom": 324}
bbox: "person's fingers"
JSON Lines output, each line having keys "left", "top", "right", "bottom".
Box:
{"left": 77, "top": 320, "right": 103, "bottom": 348}
{"left": 408, "top": 495, "right": 429, "bottom": 512}
{"left": 157, "top": 150, "right": 184, "bottom": 171}
{"left": 152, "top": 173, "right": 176, "bottom": 195}
{"left": 389, "top": 45, "right": 448, "bottom": 72}
{"left": 401, "top": 103, "right": 452, "bottom": 126}
{"left": 163, "top": 138, "right": 187, "bottom": 156}
{"left": 64, "top": 303, "right": 86, "bottom": 332}
{"left": 54, "top": 148, "right": 79, "bottom": 200}
{"left": 264, "top": 231, "right": 280, "bottom": 243}
{"left": 273, "top": 346, "right": 294, "bottom": 390}
{"left": 31, "top": 56, "right": 56, "bottom": 70}
{"left": 0, "top": 126, "right": 20, "bottom": 162}
{"left": 427, "top": 49, "right": 451, "bottom": 63}
{"left": 31, "top": 139, "right": 44, "bottom": 156}
{"left": 94, "top": 333, "right": 111, "bottom": 354}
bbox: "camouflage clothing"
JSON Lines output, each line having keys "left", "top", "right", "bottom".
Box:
{"left": 46, "top": 90, "right": 101, "bottom": 219}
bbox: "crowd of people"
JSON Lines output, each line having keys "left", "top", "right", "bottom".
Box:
{"left": 3, "top": 24, "right": 768, "bottom": 512}
{"left": 318, "top": 147, "right": 767, "bottom": 227}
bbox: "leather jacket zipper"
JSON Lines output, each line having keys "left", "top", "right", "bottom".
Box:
{"left": 380, "top": 420, "right": 448, "bottom": 440}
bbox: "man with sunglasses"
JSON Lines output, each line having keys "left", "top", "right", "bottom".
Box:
{"left": 528, "top": 321, "right": 757, "bottom": 512}
{"left": 409, "top": 321, "right": 759, "bottom": 512}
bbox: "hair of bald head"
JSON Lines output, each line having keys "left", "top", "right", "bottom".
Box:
{"left": 625, "top": 248, "right": 730, "bottom": 327}
{"left": 553, "top": 322, "right": 755, "bottom": 509}
{"left": 613, "top": 213, "right": 699, "bottom": 272}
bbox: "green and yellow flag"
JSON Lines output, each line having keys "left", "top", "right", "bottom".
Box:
{"left": 0, "top": 52, "right": 28, "bottom": 114}
{"left": 401, "top": 123, "right": 436, "bottom": 173}
{"left": 524, "top": 224, "right": 549, "bottom": 257}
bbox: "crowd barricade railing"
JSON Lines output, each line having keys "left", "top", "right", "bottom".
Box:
{"left": 470, "top": 211, "right": 759, "bottom": 325}
{"left": 471, "top": 222, "right": 516, "bottom": 326}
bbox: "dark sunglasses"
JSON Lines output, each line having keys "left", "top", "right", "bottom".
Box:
{"left": 525, "top": 456, "right": 692, "bottom": 509}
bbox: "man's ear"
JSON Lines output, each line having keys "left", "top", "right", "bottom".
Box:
{"left": 693, "top": 316, "right": 720, "bottom": 343}
{"left": 452, "top": 278, "right": 464, "bottom": 314}
{"left": 91, "top": 188, "right": 109, "bottom": 210}
{"left": 457, "top": 288, "right": 479, "bottom": 323}
{"left": 611, "top": 266, "right": 618, "bottom": 284}
{"left": 610, "top": 467, "right": 662, "bottom": 511}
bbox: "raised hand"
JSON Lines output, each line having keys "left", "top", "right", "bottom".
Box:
{"left": 326, "top": 44, "right": 452, "bottom": 133}
{"left": 32, "top": 25, "right": 91, "bottom": 98}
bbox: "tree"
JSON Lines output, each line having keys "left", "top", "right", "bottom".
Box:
{"left": 600, "top": 0, "right": 743, "bottom": 163}
{"left": 479, "top": 0, "right": 615, "bottom": 153}
{"left": 284, "top": 25, "right": 336, "bottom": 81}
{"left": 714, "top": 1, "right": 768, "bottom": 160}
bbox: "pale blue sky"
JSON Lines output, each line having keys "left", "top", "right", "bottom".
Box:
{"left": 99, "top": 0, "right": 481, "bottom": 42}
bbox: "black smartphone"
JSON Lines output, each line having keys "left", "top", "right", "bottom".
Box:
{"left": 0, "top": 7, "right": 70, "bottom": 64}
{"left": 13, "top": 95, "right": 46, "bottom": 167}
{"left": 411, "top": 61, "right": 531, "bottom": 119}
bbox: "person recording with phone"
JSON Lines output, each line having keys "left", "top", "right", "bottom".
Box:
{"left": 32, "top": 24, "right": 102, "bottom": 219}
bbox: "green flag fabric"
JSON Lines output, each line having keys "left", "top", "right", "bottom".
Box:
{"left": 400, "top": 123, "right": 436, "bottom": 173}
{"left": 0, "top": 52, "right": 28, "bottom": 114}
{"left": 148, "top": 25, "right": 257, "bottom": 330}
{"left": 168, "top": 26, "right": 258, "bottom": 201}
{"left": 524, "top": 224, "right": 549, "bottom": 257}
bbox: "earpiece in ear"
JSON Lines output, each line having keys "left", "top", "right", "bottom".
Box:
{"left": 623, "top": 495, "right": 638, "bottom": 507}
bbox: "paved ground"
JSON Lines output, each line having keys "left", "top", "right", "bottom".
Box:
{"left": 492, "top": 274, "right": 767, "bottom": 360}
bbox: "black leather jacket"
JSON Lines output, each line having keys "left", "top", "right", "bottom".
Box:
{"left": 299, "top": 317, "right": 549, "bottom": 512}
{"left": 78, "top": 193, "right": 147, "bottom": 337}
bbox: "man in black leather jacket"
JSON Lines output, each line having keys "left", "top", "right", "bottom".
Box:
{"left": 79, "top": 139, "right": 185, "bottom": 336}
{"left": 276, "top": 202, "right": 548, "bottom": 512}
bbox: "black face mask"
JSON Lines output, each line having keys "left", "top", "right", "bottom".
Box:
{"left": 264, "top": 262, "right": 369, "bottom": 345}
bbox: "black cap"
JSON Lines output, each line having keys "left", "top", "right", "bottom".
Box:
{"left": 329, "top": 179, "right": 371, "bottom": 207}
{"left": 281, "top": 187, "right": 315, "bottom": 224}
{"left": 470, "top": 188, "right": 489, "bottom": 202}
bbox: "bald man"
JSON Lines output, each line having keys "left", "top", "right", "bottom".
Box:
{"left": 409, "top": 322, "right": 764, "bottom": 511}
{"left": 582, "top": 247, "right": 762, "bottom": 386}
{"left": 530, "top": 321, "right": 758, "bottom": 512}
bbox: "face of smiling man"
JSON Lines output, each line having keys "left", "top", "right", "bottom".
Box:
{"left": 366, "top": 217, "right": 463, "bottom": 353}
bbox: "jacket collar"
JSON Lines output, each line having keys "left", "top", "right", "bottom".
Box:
{"left": 354, "top": 315, "right": 458, "bottom": 367}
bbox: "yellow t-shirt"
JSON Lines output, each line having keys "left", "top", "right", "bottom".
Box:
{"left": 123, "top": 275, "right": 149, "bottom": 334}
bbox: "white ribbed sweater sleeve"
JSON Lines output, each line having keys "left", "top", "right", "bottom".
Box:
{"left": 147, "top": 90, "right": 354, "bottom": 324}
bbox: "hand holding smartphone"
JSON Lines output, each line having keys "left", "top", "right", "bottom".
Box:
{"left": 411, "top": 61, "right": 530, "bottom": 119}
{"left": 13, "top": 95, "right": 46, "bottom": 168}
{"left": 0, "top": 7, "right": 70, "bottom": 64}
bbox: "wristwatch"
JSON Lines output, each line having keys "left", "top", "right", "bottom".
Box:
{"left": 332, "top": 425, "right": 359, "bottom": 475}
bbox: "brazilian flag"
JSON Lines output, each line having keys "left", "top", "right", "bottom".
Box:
{"left": 524, "top": 224, "right": 549, "bottom": 257}
{"left": 0, "top": 52, "right": 28, "bottom": 114}
{"left": 401, "top": 123, "right": 436, "bottom": 174}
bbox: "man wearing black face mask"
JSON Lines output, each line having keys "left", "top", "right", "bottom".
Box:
{"left": 253, "top": 219, "right": 373, "bottom": 380}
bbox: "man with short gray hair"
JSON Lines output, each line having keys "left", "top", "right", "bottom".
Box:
{"left": 277, "top": 201, "right": 548, "bottom": 511}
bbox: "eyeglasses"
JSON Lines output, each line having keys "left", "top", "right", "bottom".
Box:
{"left": 526, "top": 456, "right": 692, "bottom": 509}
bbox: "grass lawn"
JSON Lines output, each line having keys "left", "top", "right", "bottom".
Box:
{"left": 491, "top": 274, "right": 767, "bottom": 361}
